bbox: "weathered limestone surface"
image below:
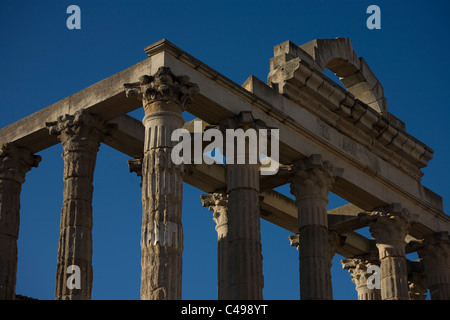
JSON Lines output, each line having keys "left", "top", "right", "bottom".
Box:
{"left": 124, "top": 67, "right": 198, "bottom": 300}
{"left": 0, "top": 143, "right": 40, "bottom": 300}
{"left": 407, "top": 260, "right": 427, "bottom": 300}
{"left": 368, "top": 205, "right": 412, "bottom": 300}
{"left": 46, "top": 109, "right": 106, "bottom": 300}
{"left": 1, "top": 39, "right": 447, "bottom": 240}
{"left": 289, "top": 154, "right": 340, "bottom": 300}
{"left": 201, "top": 192, "right": 229, "bottom": 300}
{"left": 1, "top": 38, "right": 449, "bottom": 301}
{"left": 341, "top": 258, "right": 381, "bottom": 300}
{"left": 289, "top": 230, "right": 346, "bottom": 268}
{"left": 219, "top": 112, "right": 265, "bottom": 300}
{"left": 417, "top": 232, "right": 450, "bottom": 300}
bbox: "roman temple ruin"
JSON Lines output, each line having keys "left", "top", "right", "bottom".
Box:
{"left": 1, "top": 38, "right": 449, "bottom": 300}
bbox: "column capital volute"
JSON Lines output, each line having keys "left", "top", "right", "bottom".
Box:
{"left": 45, "top": 109, "right": 110, "bottom": 150}
{"left": 289, "top": 154, "right": 342, "bottom": 199}
{"left": 201, "top": 192, "right": 228, "bottom": 228}
{"left": 417, "top": 231, "right": 450, "bottom": 267}
{"left": 0, "top": 143, "right": 41, "bottom": 183}
{"left": 127, "top": 157, "right": 143, "bottom": 178}
{"left": 368, "top": 204, "right": 413, "bottom": 246}
{"left": 288, "top": 233, "right": 299, "bottom": 250}
{"left": 341, "top": 258, "right": 371, "bottom": 287}
{"left": 123, "top": 66, "right": 199, "bottom": 114}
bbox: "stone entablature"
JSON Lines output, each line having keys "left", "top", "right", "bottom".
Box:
{"left": 267, "top": 39, "right": 432, "bottom": 180}
{"left": 0, "top": 37, "right": 449, "bottom": 301}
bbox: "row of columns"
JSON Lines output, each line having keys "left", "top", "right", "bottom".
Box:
{"left": 1, "top": 66, "right": 450, "bottom": 300}
{"left": 341, "top": 231, "right": 450, "bottom": 300}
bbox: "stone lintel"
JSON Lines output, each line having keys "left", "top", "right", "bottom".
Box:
{"left": 1, "top": 40, "right": 447, "bottom": 240}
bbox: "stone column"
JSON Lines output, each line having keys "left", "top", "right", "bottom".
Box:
{"left": 328, "top": 231, "right": 346, "bottom": 267}
{"left": 124, "top": 67, "right": 198, "bottom": 300}
{"left": 46, "top": 109, "right": 106, "bottom": 300}
{"left": 289, "top": 230, "right": 345, "bottom": 268}
{"left": 0, "top": 143, "right": 41, "bottom": 300}
{"left": 221, "top": 111, "right": 265, "bottom": 300}
{"left": 368, "top": 205, "right": 411, "bottom": 300}
{"left": 417, "top": 232, "right": 450, "bottom": 300}
{"left": 407, "top": 260, "right": 427, "bottom": 300}
{"left": 200, "top": 192, "right": 229, "bottom": 300}
{"left": 289, "top": 154, "right": 338, "bottom": 300}
{"left": 341, "top": 258, "right": 381, "bottom": 300}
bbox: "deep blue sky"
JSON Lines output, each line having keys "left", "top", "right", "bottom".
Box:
{"left": 1, "top": 0, "right": 449, "bottom": 300}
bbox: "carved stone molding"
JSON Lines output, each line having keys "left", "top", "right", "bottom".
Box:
{"left": 201, "top": 192, "right": 229, "bottom": 300}
{"left": 46, "top": 109, "right": 109, "bottom": 152}
{"left": 417, "top": 232, "right": 450, "bottom": 300}
{"left": 341, "top": 258, "right": 381, "bottom": 300}
{"left": 0, "top": 143, "right": 41, "bottom": 183}
{"left": 289, "top": 230, "right": 346, "bottom": 264}
{"left": 200, "top": 192, "right": 228, "bottom": 235}
{"left": 288, "top": 234, "right": 299, "bottom": 249}
{"left": 289, "top": 154, "right": 340, "bottom": 200}
{"left": 408, "top": 270, "right": 427, "bottom": 300}
{"left": 328, "top": 231, "right": 346, "bottom": 266}
{"left": 368, "top": 204, "right": 412, "bottom": 300}
{"left": 127, "top": 158, "right": 143, "bottom": 178}
{"left": 341, "top": 258, "right": 368, "bottom": 287}
{"left": 418, "top": 232, "right": 450, "bottom": 268}
{"left": 368, "top": 204, "right": 412, "bottom": 256}
{"left": 124, "top": 66, "right": 199, "bottom": 114}
{"left": 214, "top": 111, "right": 269, "bottom": 132}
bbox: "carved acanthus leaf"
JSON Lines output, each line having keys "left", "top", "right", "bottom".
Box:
{"left": 123, "top": 67, "right": 199, "bottom": 109}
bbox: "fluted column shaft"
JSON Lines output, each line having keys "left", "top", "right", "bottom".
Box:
{"left": 0, "top": 144, "right": 41, "bottom": 300}
{"left": 201, "top": 192, "right": 229, "bottom": 299}
{"left": 368, "top": 207, "right": 411, "bottom": 300}
{"left": 418, "top": 232, "right": 450, "bottom": 300}
{"left": 124, "top": 67, "right": 198, "bottom": 300}
{"left": 47, "top": 110, "right": 105, "bottom": 300}
{"left": 217, "top": 111, "right": 267, "bottom": 300}
{"left": 140, "top": 105, "right": 184, "bottom": 300}
{"left": 290, "top": 155, "right": 336, "bottom": 300}
{"left": 227, "top": 162, "right": 263, "bottom": 300}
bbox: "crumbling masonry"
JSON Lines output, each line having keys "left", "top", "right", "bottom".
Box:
{"left": 1, "top": 38, "right": 449, "bottom": 300}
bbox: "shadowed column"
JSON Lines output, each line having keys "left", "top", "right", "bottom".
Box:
{"left": 124, "top": 67, "right": 198, "bottom": 300}
{"left": 201, "top": 192, "right": 229, "bottom": 300}
{"left": 0, "top": 143, "right": 41, "bottom": 300}
{"left": 417, "top": 232, "right": 450, "bottom": 300}
{"left": 289, "top": 154, "right": 340, "bottom": 300}
{"left": 46, "top": 109, "right": 106, "bottom": 300}
{"left": 368, "top": 204, "right": 412, "bottom": 300}
{"left": 219, "top": 112, "right": 266, "bottom": 300}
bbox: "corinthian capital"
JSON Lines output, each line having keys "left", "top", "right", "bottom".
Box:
{"left": 341, "top": 258, "right": 368, "bottom": 287}
{"left": 123, "top": 66, "right": 199, "bottom": 112}
{"left": 289, "top": 154, "right": 341, "bottom": 199}
{"left": 417, "top": 232, "right": 450, "bottom": 269}
{"left": 368, "top": 204, "right": 412, "bottom": 245}
{"left": 200, "top": 192, "right": 228, "bottom": 229}
{"left": 45, "top": 109, "right": 108, "bottom": 151}
{"left": 0, "top": 143, "right": 41, "bottom": 183}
